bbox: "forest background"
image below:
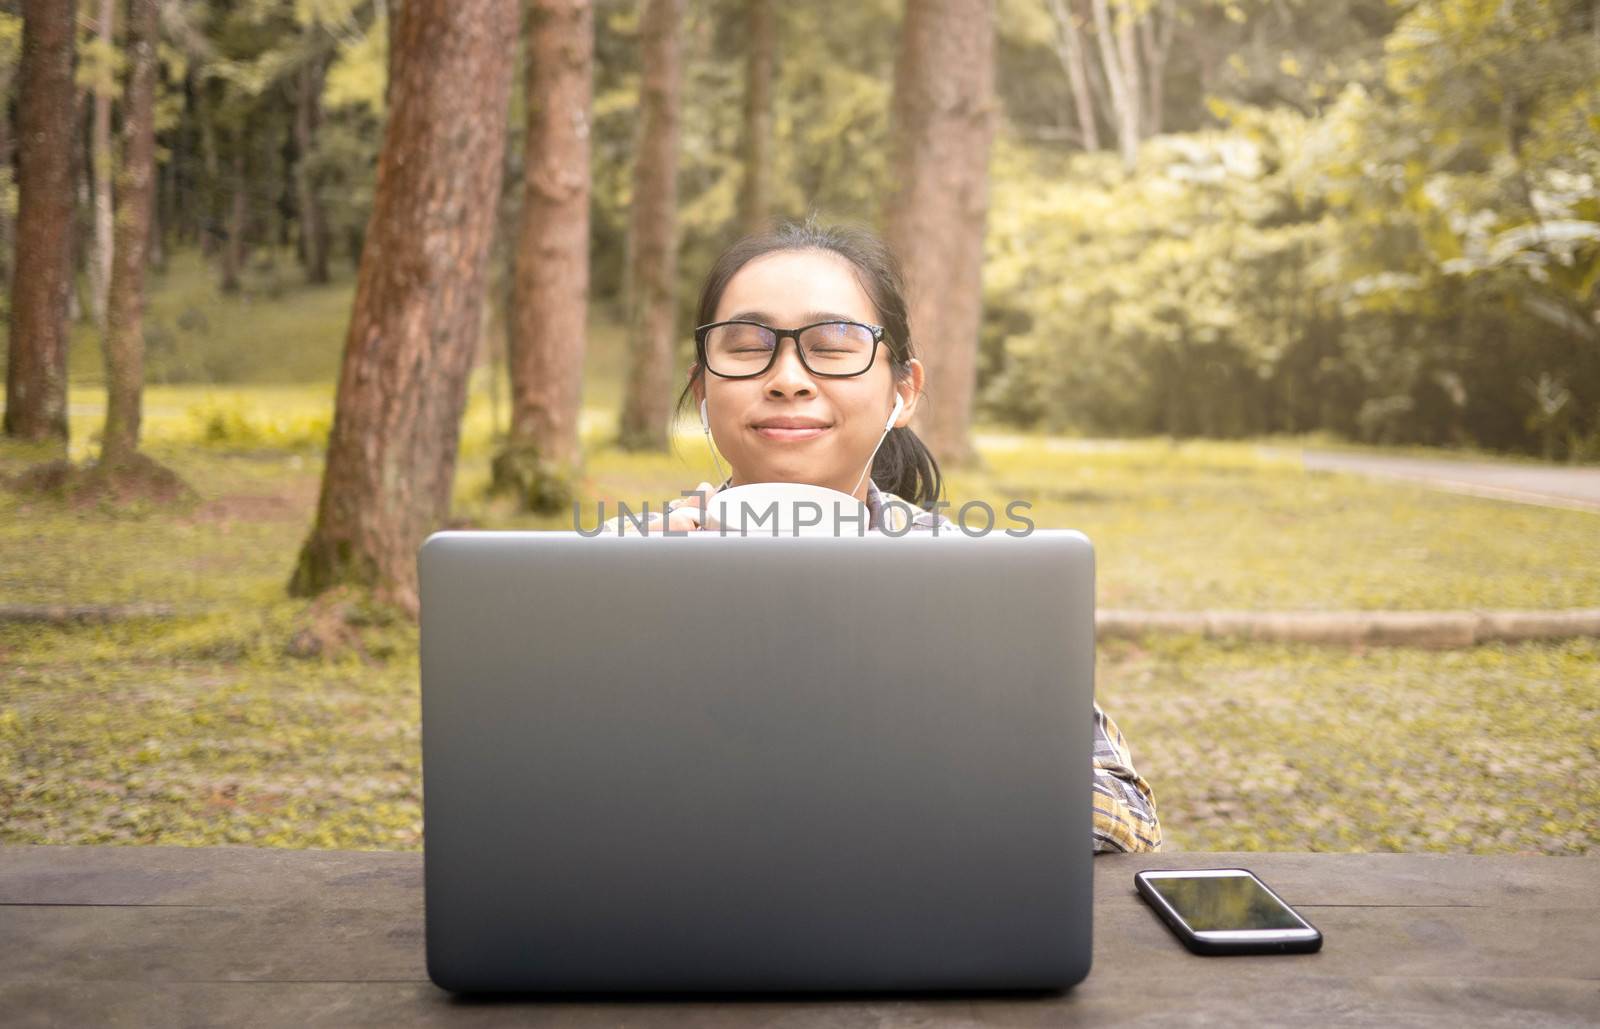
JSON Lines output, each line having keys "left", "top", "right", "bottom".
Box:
{"left": 3, "top": 0, "right": 1596, "bottom": 463}
{"left": 1, "top": 0, "right": 1596, "bottom": 856}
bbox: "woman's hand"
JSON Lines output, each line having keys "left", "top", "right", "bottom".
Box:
{"left": 597, "top": 482, "right": 722, "bottom": 534}
{"left": 664, "top": 481, "right": 722, "bottom": 531}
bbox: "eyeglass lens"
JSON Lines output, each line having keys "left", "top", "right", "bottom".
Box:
{"left": 703, "top": 322, "right": 875, "bottom": 376}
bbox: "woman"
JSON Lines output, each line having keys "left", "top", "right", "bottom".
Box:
{"left": 607, "top": 220, "right": 1162, "bottom": 854}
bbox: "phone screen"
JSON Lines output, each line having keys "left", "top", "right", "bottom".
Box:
{"left": 1147, "top": 873, "right": 1308, "bottom": 932}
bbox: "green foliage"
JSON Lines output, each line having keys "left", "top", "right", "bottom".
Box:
{"left": 0, "top": 10, "right": 20, "bottom": 240}
{"left": 587, "top": 0, "right": 900, "bottom": 334}
{"left": 0, "top": 9, "right": 20, "bottom": 62}
{"left": 309, "top": 4, "right": 386, "bottom": 256}
{"left": 13, "top": 0, "right": 1594, "bottom": 464}
{"left": 321, "top": 8, "right": 385, "bottom": 113}
{"left": 980, "top": 0, "right": 1600, "bottom": 458}
{"left": 75, "top": 26, "right": 125, "bottom": 102}
{"left": 141, "top": 0, "right": 383, "bottom": 284}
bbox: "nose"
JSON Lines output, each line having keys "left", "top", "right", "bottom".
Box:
{"left": 763, "top": 336, "right": 816, "bottom": 398}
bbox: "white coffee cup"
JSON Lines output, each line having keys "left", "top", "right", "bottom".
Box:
{"left": 706, "top": 482, "right": 871, "bottom": 536}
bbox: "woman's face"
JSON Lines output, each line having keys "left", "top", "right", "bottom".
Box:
{"left": 692, "top": 250, "right": 924, "bottom": 501}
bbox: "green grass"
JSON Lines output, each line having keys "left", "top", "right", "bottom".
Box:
{"left": 5, "top": 608, "right": 1595, "bottom": 854}
{"left": 0, "top": 446, "right": 315, "bottom": 608}
{"left": 1102, "top": 635, "right": 1600, "bottom": 854}
{"left": 6, "top": 389, "right": 1599, "bottom": 612}
{"left": 1, "top": 619, "right": 423, "bottom": 849}
{"left": 3, "top": 423, "right": 1598, "bottom": 854}
{"left": 3, "top": 247, "right": 1597, "bottom": 853}
{"left": 949, "top": 436, "right": 1600, "bottom": 610}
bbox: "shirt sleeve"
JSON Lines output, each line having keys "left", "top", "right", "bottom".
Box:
{"left": 868, "top": 486, "right": 955, "bottom": 534}
{"left": 1092, "top": 700, "right": 1164, "bottom": 853}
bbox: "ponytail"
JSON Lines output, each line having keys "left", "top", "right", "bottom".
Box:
{"left": 871, "top": 426, "right": 943, "bottom": 510}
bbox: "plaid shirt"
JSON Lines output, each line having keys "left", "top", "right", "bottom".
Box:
{"left": 714, "top": 478, "right": 1165, "bottom": 854}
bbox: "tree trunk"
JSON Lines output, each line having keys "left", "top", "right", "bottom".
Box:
{"left": 736, "top": 0, "right": 774, "bottom": 235}
{"left": 88, "top": 0, "right": 114, "bottom": 330}
{"left": 882, "top": 0, "right": 996, "bottom": 469}
{"left": 616, "top": 0, "right": 684, "bottom": 452}
{"left": 1138, "top": 17, "right": 1162, "bottom": 137}
{"left": 1115, "top": 2, "right": 1142, "bottom": 144}
{"left": 70, "top": 151, "right": 88, "bottom": 324}
{"left": 221, "top": 152, "right": 246, "bottom": 291}
{"left": 4, "top": 0, "right": 78, "bottom": 446}
{"left": 1046, "top": 0, "right": 1100, "bottom": 151}
{"left": 494, "top": 0, "right": 594, "bottom": 513}
{"left": 0, "top": 43, "right": 17, "bottom": 293}
{"left": 290, "top": 0, "right": 517, "bottom": 614}
{"left": 1089, "top": 0, "right": 1139, "bottom": 170}
{"left": 275, "top": 127, "right": 294, "bottom": 251}
{"left": 100, "top": 0, "right": 159, "bottom": 468}
{"left": 294, "top": 38, "right": 332, "bottom": 285}
{"left": 195, "top": 69, "right": 222, "bottom": 256}
{"left": 1137, "top": 0, "right": 1174, "bottom": 137}
{"left": 384, "top": 0, "right": 400, "bottom": 114}
{"left": 147, "top": 160, "right": 165, "bottom": 272}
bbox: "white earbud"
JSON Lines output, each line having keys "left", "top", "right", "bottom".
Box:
{"left": 851, "top": 392, "right": 907, "bottom": 498}
{"left": 700, "top": 396, "right": 728, "bottom": 485}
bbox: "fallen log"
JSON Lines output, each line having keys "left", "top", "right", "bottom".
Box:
{"left": 1096, "top": 608, "right": 1600, "bottom": 648}
{"left": 0, "top": 603, "right": 178, "bottom": 625}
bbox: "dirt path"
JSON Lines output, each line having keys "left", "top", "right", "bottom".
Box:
{"left": 1288, "top": 449, "right": 1600, "bottom": 513}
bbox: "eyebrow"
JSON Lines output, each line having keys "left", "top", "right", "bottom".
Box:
{"left": 722, "top": 310, "right": 865, "bottom": 326}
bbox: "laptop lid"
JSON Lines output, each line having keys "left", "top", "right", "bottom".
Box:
{"left": 420, "top": 529, "right": 1096, "bottom": 992}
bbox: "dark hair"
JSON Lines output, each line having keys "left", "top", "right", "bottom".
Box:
{"left": 675, "top": 219, "right": 945, "bottom": 510}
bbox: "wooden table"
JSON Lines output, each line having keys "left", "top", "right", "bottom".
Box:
{"left": 3, "top": 846, "right": 1596, "bottom": 1026}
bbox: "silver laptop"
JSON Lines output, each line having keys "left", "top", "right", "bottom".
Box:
{"left": 419, "top": 529, "right": 1096, "bottom": 993}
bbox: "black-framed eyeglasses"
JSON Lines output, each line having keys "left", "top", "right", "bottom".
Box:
{"left": 694, "top": 320, "right": 885, "bottom": 379}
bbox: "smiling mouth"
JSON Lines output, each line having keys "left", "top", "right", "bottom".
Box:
{"left": 752, "top": 424, "right": 831, "bottom": 441}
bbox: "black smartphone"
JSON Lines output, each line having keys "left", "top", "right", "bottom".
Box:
{"left": 1134, "top": 868, "right": 1323, "bottom": 955}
